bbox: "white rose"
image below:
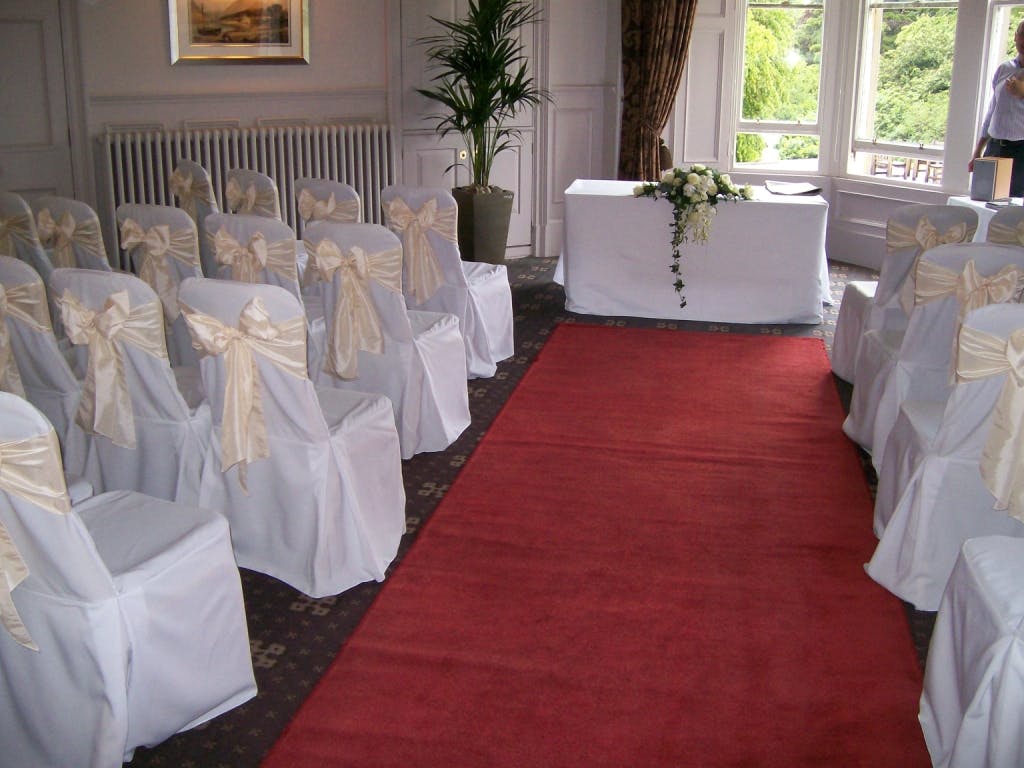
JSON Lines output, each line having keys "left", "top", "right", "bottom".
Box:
{"left": 742, "top": 184, "right": 754, "bottom": 199}
{"left": 707, "top": 182, "right": 718, "bottom": 196}
{"left": 662, "top": 171, "right": 676, "bottom": 184}
{"left": 683, "top": 183, "right": 696, "bottom": 196}
{"left": 686, "top": 173, "right": 700, "bottom": 185}
{"left": 633, "top": 185, "right": 646, "bottom": 196}
{"left": 692, "top": 164, "right": 706, "bottom": 173}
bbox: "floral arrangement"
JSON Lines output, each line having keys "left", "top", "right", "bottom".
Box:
{"left": 634, "top": 165, "right": 754, "bottom": 308}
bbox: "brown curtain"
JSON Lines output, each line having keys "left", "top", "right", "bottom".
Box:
{"left": 617, "top": 0, "right": 698, "bottom": 181}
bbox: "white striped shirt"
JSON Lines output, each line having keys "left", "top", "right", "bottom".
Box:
{"left": 981, "top": 58, "right": 1024, "bottom": 141}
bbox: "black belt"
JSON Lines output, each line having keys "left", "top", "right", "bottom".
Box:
{"left": 990, "top": 138, "right": 1024, "bottom": 148}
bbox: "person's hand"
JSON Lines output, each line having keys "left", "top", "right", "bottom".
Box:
{"left": 1006, "top": 75, "right": 1024, "bottom": 97}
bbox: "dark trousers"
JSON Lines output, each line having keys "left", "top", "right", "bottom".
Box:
{"left": 984, "top": 138, "right": 1024, "bottom": 197}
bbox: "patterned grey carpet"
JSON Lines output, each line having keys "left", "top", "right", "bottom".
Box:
{"left": 129, "top": 255, "right": 932, "bottom": 768}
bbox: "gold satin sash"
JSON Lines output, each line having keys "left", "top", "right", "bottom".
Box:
{"left": 915, "top": 259, "right": 1024, "bottom": 322}
{"left": 225, "top": 178, "right": 280, "bottom": 218}
{"left": 986, "top": 218, "right": 1024, "bottom": 247}
{"left": 180, "top": 298, "right": 306, "bottom": 488}
{"left": 0, "top": 428, "right": 71, "bottom": 651}
{"left": 0, "top": 288, "right": 24, "bottom": 398}
{"left": 214, "top": 228, "right": 298, "bottom": 285}
{"left": 384, "top": 197, "right": 453, "bottom": 304}
{"left": 297, "top": 189, "right": 360, "bottom": 224}
{"left": 169, "top": 167, "right": 216, "bottom": 222}
{"left": 120, "top": 218, "right": 200, "bottom": 321}
{"left": 37, "top": 209, "right": 105, "bottom": 270}
{"left": 957, "top": 324, "right": 1024, "bottom": 520}
{"left": 303, "top": 239, "right": 402, "bottom": 379}
{"left": 60, "top": 290, "right": 168, "bottom": 448}
{"left": 891, "top": 216, "right": 973, "bottom": 314}
{"left": 0, "top": 213, "right": 36, "bottom": 256}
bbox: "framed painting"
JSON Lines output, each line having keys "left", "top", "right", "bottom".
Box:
{"left": 169, "top": 0, "right": 309, "bottom": 63}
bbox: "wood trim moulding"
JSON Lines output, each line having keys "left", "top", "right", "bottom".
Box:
{"left": 88, "top": 88, "right": 387, "bottom": 108}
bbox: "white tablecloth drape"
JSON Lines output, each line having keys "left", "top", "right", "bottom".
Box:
{"left": 558, "top": 180, "right": 830, "bottom": 324}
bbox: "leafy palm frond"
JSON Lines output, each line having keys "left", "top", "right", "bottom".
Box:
{"left": 416, "top": 0, "right": 551, "bottom": 190}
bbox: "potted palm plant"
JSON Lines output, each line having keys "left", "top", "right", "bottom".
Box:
{"left": 416, "top": 0, "right": 549, "bottom": 263}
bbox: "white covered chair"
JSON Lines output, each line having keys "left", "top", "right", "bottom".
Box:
{"left": 116, "top": 203, "right": 204, "bottom": 368}
{"left": 0, "top": 255, "right": 88, "bottom": 476}
{"left": 866, "top": 303, "right": 1024, "bottom": 610}
{"left": 844, "top": 241, "right": 1013, "bottom": 455}
{"left": 205, "top": 210, "right": 325, "bottom": 372}
{"left": 866, "top": 244, "right": 1024, "bottom": 473}
{"left": 920, "top": 535, "right": 1024, "bottom": 768}
{"left": 831, "top": 204, "right": 976, "bottom": 384}
{"left": 985, "top": 205, "right": 1024, "bottom": 246}
{"left": 225, "top": 167, "right": 282, "bottom": 219}
{"left": 381, "top": 184, "right": 514, "bottom": 378}
{"left": 0, "top": 190, "right": 55, "bottom": 283}
{"left": 169, "top": 159, "right": 221, "bottom": 277}
{"left": 294, "top": 177, "right": 361, "bottom": 236}
{"left": 178, "top": 277, "right": 406, "bottom": 597}
{"left": 51, "top": 268, "right": 211, "bottom": 504}
{"left": 31, "top": 195, "right": 112, "bottom": 271}
{"left": 303, "top": 220, "right": 471, "bottom": 459}
{"left": 0, "top": 391, "right": 256, "bottom": 768}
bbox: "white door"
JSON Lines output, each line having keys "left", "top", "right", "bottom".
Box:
{"left": 0, "top": 0, "right": 73, "bottom": 199}
{"left": 398, "top": 0, "right": 536, "bottom": 257}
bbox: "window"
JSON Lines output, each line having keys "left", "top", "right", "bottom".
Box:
{"left": 735, "top": 0, "right": 825, "bottom": 172}
{"left": 849, "top": 0, "right": 958, "bottom": 185}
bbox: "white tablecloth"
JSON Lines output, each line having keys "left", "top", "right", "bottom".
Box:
{"left": 558, "top": 179, "right": 830, "bottom": 324}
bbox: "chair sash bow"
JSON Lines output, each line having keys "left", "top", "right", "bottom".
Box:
{"left": 0, "top": 428, "right": 71, "bottom": 651}
{"left": 986, "top": 218, "right": 1024, "bottom": 247}
{"left": 214, "top": 229, "right": 297, "bottom": 285}
{"left": 384, "top": 197, "right": 453, "bottom": 304}
{"left": 37, "top": 209, "right": 106, "bottom": 270}
{"left": 170, "top": 168, "right": 216, "bottom": 222}
{"left": 957, "top": 325, "right": 1024, "bottom": 520}
{"left": 297, "top": 189, "right": 360, "bottom": 224}
{"left": 226, "top": 178, "right": 279, "bottom": 218}
{"left": 181, "top": 298, "right": 306, "bottom": 488}
{"left": 303, "top": 239, "right": 402, "bottom": 379}
{"left": 0, "top": 283, "right": 49, "bottom": 397}
{"left": 60, "top": 290, "right": 167, "bottom": 448}
{"left": 120, "top": 218, "right": 199, "bottom": 321}
{"left": 915, "top": 259, "right": 1024, "bottom": 322}
{"left": 892, "top": 216, "right": 973, "bottom": 314}
{"left": 0, "top": 213, "right": 36, "bottom": 256}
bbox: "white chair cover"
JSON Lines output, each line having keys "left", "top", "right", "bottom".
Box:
{"left": 294, "top": 177, "right": 361, "bottom": 236}
{"left": 303, "top": 221, "right": 471, "bottom": 459}
{"left": 920, "top": 535, "right": 1024, "bottom": 768}
{"left": 116, "top": 203, "right": 204, "bottom": 368}
{"left": 831, "top": 204, "right": 977, "bottom": 383}
{"left": 169, "top": 160, "right": 221, "bottom": 277}
{"left": 868, "top": 244, "right": 1024, "bottom": 472}
{"left": 0, "top": 256, "right": 88, "bottom": 475}
{"left": 866, "top": 303, "right": 1024, "bottom": 610}
{"left": 0, "top": 391, "right": 255, "bottom": 768}
{"left": 31, "top": 196, "right": 112, "bottom": 271}
{"left": 986, "top": 205, "right": 1024, "bottom": 246}
{"left": 178, "top": 277, "right": 406, "bottom": 598}
{"left": 0, "top": 190, "right": 55, "bottom": 283}
{"left": 844, "top": 241, "right": 1010, "bottom": 454}
{"left": 381, "top": 185, "right": 514, "bottom": 378}
{"left": 205, "top": 211, "right": 325, "bottom": 373}
{"left": 225, "top": 168, "right": 282, "bottom": 219}
{"left": 51, "top": 268, "right": 211, "bottom": 504}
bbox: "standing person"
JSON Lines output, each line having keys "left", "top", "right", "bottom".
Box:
{"left": 971, "top": 20, "right": 1024, "bottom": 196}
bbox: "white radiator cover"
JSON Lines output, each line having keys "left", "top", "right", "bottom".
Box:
{"left": 99, "top": 124, "right": 397, "bottom": 268}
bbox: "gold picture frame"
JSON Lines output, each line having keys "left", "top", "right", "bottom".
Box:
{"left": 169, "top": 0, "right": 309, "bottom": 64}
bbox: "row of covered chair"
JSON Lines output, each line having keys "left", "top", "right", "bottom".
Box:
{"left": 833, "top": 203, "right": 1024, "bottom": 766}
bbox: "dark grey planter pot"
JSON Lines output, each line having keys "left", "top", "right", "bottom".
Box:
{"left": 451, "top": 186, "right": 514, "bottom": 264}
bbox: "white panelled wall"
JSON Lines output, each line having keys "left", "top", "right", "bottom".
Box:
{"left": 0, "top": 0, "right": 994, "bottom": 270}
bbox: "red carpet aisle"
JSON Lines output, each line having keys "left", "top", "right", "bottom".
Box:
{"left": 263, "top": 325, "right": 929, "bottom": 767}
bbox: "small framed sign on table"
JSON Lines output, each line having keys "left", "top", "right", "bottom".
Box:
{"left": 169, "top": 0, "right": 309, "bottom": 64}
